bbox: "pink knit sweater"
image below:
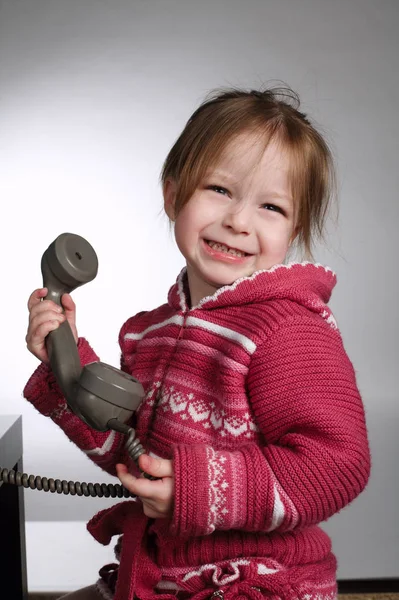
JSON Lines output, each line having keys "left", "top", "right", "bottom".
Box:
{"left": 24, "top": 263, "right": 370, "bottom": 600}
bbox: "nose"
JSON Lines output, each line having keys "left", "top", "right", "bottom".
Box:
{"left": 222, "top": 203, "right": 252, "bottom": 235}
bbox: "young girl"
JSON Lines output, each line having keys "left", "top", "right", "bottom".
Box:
{"left": 24, "top": 87, "right": 370, "bottom": 600}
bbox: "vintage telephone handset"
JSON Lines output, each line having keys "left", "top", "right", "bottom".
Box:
{"left": 1, "top": 233, "right": 153, "bottom": 498}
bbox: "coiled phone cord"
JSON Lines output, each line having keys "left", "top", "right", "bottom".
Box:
{"left": 0, "top": 467, "right": 134, "bottom": 498}
{"left": 0, "top": 422, "right": 155, "bottom": 498}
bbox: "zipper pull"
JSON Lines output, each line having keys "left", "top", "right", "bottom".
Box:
{"left": 177, "top": 313, "right": 187, "bottom": 340}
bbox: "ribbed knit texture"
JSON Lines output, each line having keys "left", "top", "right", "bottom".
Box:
{"left": 23, "top": 263, "right": 370, "bottom": 600}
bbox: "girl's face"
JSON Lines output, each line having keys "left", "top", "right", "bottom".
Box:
{"left": 164, "top": 132, "right": 297, "bottom": 307}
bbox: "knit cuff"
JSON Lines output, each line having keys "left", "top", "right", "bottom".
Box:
{"left": 172, "top": 442, "right": 283, "bottom": 536}
{"left": 172, "top": 444, "right": 212, "bottom": 537}
{"left": 23, "top": 337, "right": 99, "bottom": 417}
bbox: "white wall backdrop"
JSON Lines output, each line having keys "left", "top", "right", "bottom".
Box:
{"left": 0, "top": 0, "right": 398, "bottom": 591}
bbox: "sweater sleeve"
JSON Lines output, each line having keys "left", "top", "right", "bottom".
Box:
{"left": 171, "top": 318, "right": 371, "bottom": 537}
{"left": 23, "top": 337, "right": 129, "bottom": 476}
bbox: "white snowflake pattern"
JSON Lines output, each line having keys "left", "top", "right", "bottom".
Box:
{"left": 154, "top": 385, "right": 258, "bottom": 439}
{"left": 207, "top": 448, "right": 230, "bottom": 531}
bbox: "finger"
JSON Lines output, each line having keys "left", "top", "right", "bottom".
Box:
{"left": 27, "top": 288, "right": 48, "bottom": 312}
{"left": 26, "top": 319, "right": 66, "bottom": 362}
{"left": 116, "top": 464, "right": 139, "bottom": 493}
{"left": 61, "top": 293, "right": 76, "bottom": 313}
{"left": 124, "top": 475, "right": 166, "bottom": 500}
{"left": 139, "top": 455, "right": 174, "bottom": 479}
{"left": 26, "top": 319, "right": 65, "bottom": 350}
{"left": 116, "top": 464, "right": 128, "bottom": 475}
{"left": 29, "top": 310, "right": 65, "bottom": 331}
{"left": 29, "top": 300, "right": 63, "bottom": 323}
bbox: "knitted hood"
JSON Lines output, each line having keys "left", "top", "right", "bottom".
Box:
{"left": 168, "top": 262, "right": 337, "bottom": 323}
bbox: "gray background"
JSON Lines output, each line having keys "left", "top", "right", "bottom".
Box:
{"left": 0, "top": 0, "right": 398, "bottom": 585}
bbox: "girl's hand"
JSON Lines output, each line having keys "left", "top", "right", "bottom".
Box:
{"left": 116, "top": 455, "right": 174, "bottom": 519}
{"left": 26, "top": 288, "right": 78, "bottom": 363}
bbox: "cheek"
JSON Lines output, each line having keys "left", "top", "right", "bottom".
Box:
{"left": 174, "top": 201, "right": 210, "bottom": 243}
{"left": 174, "top": 220, "right": 189, "bottom": 253}
{"left": 173, "top": 206, "right": 199, "bottom": 253}
{"left": 260, "top": 222, "right": 292, "bottom": 250}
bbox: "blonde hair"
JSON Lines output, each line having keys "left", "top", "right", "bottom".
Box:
{"left": 161, "top": 86, "right": 336, "bottom": 258}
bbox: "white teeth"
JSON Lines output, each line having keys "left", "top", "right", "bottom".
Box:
{"left": 207, "top": 240, "right": 246, "bottom": 257}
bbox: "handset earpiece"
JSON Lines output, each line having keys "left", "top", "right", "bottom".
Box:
{"left": 41, "top": 233, "right": 144, "bottom": 434}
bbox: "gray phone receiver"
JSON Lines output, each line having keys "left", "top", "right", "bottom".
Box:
{"left": 0, "top": 233, "right": 153, "bottom": 497}
{"left": 41, "top": 233, "right": 144, "bottom": 434}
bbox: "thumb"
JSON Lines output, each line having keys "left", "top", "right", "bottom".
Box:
{"left": 61, "top": 293, "right": 76, "bottom": 314}
{"left": 139, "top": 454, "right": 173, "bottom": 479}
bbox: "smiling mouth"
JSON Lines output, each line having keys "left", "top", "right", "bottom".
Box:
{"left": 205, "top": 239, "right": 250, "bottom": 258}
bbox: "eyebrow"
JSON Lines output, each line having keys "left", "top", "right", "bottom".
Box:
{"left": 263, "top": 192, "right": 293, "bottom": 204}
{"left": 205, "top": 169, "right": 237, "bottom": 182}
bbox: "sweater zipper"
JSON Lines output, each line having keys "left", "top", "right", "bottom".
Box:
{"left": 143, "top": 308, "right": 190, "bottom": 444}
{"left": 177, "top": 311, "right": 188, "bottom": 341}
{"left": 156, "top": 311, "right": 187, "bottom": 393}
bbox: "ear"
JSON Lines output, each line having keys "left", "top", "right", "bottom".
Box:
{"left": 163, "top": 178, "right": 177, "bottom": 221}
